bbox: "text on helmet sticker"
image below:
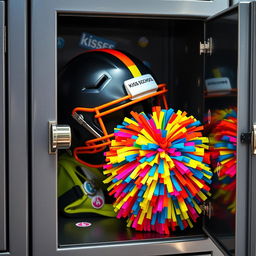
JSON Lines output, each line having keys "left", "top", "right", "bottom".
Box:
{"left": 124, "top": 74, "right": 158, "bottom": 100}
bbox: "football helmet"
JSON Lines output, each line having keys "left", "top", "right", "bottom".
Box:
{"left": 58, "top": 49, "right": 168, "bottom": 167}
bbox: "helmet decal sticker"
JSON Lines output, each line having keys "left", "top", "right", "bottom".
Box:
{"left": 124, "top": 74, "right": 158, "bottom": 100}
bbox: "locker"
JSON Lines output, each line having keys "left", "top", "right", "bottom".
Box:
{"left": 0, "top": 0, "right": 6, "bottom": 251}
{"left": 31, "top": 1, "right": 254, "bottom": 256}
{"left": 1, "top": 0, "right": 29, "bottom": 255}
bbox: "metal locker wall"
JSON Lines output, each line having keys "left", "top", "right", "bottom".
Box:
{"left": 5, "top": 0, "right": 29, "bottom": 255}
{"left": 0, "top": 1, "right": 6, "bottom": 251}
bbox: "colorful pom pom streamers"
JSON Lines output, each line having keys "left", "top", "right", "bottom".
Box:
{"left": 103, "top": 107, "right": 212, "bottom": 234}
{"left": 208, "top": 108, "right": 237, "bottom": 214}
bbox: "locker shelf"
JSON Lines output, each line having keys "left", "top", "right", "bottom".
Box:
{"left": 58, "top": 215, "right": 206, "bottom": 247}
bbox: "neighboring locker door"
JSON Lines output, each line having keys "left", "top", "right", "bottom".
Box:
{"left": 203, "top": 3, "right": 251, "bottom": 256}
{"left": 0, "top": 0, "right": 6, "bottom": 251}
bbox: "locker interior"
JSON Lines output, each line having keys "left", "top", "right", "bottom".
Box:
{"left": 56, "top": 10, "right": 238, "bottom": 255}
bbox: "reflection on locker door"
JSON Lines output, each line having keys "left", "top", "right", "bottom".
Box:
{"left": 203, "top": 4, "right": 251, "bottom": 256}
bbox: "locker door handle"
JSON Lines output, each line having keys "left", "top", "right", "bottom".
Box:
{"left": 48, "top": 121, "right": 71, "bottom": 154}
{"left": 253, "top": 124, "right": 256, "bottom": 155}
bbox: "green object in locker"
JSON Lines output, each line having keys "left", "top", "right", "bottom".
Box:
{"left": 58, "top": 153, "right": 116, "bottom": 217}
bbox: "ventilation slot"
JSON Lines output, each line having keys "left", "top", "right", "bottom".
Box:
{"left": 95, "top": 74, "right": 110, "bottom": 89}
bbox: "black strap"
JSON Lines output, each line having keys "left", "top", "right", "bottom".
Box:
{"left": 58, "top": 185, "right": 84, "bottom": 211}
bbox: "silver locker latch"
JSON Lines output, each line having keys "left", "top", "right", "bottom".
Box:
{"left": 48, "top": 121, "right": 71, "bottom": 154}
{"left": 200, "top": 37, "right": 213, "bottom": 55}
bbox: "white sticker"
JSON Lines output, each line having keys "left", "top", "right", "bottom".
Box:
{"left": 124, "top": 74, "right": 158, "bottom": 100}
{"left": 75, "top": 222, "right": 92, "bottom": 228}
{"left": 205, "top": 77, "right": 232, "bottom": 92}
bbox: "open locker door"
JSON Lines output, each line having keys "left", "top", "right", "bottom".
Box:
{"left": 203, "top": 3, "right": 251, "bottom": 256}
{"left": 248, "top": 2, "right": 256, "bottom": 256}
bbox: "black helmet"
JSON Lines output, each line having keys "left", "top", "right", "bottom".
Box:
{"left": 58, "top": 49, "right": 168, "bottom": 167}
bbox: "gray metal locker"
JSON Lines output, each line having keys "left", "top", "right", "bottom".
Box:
{"left": 30, "top": 1, "right": 254, "bottom": 256}
{"left": 0, "top": 1, "right": 6, "bottom": 251}
{"left": 0, "top": 0, "right": 29, "bottom": 255}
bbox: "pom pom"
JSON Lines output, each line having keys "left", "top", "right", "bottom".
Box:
{"left": 209, "top": 108, "right": 237, "bottom": 214}
{"left": 103, "top": 107, "right": 212, "bottom": 234}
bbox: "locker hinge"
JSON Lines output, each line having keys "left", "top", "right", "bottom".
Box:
{"left": 200, "top": 37, "right": 213, "bottom": 55}
{"left": 241, "top": 124, "right": 256, "bottom": 155}
{"left": 200, "top": 201, "right": 213, "bottom": 219}
{"left": 240, "top": 132, "right": 251, "bottom": 144}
